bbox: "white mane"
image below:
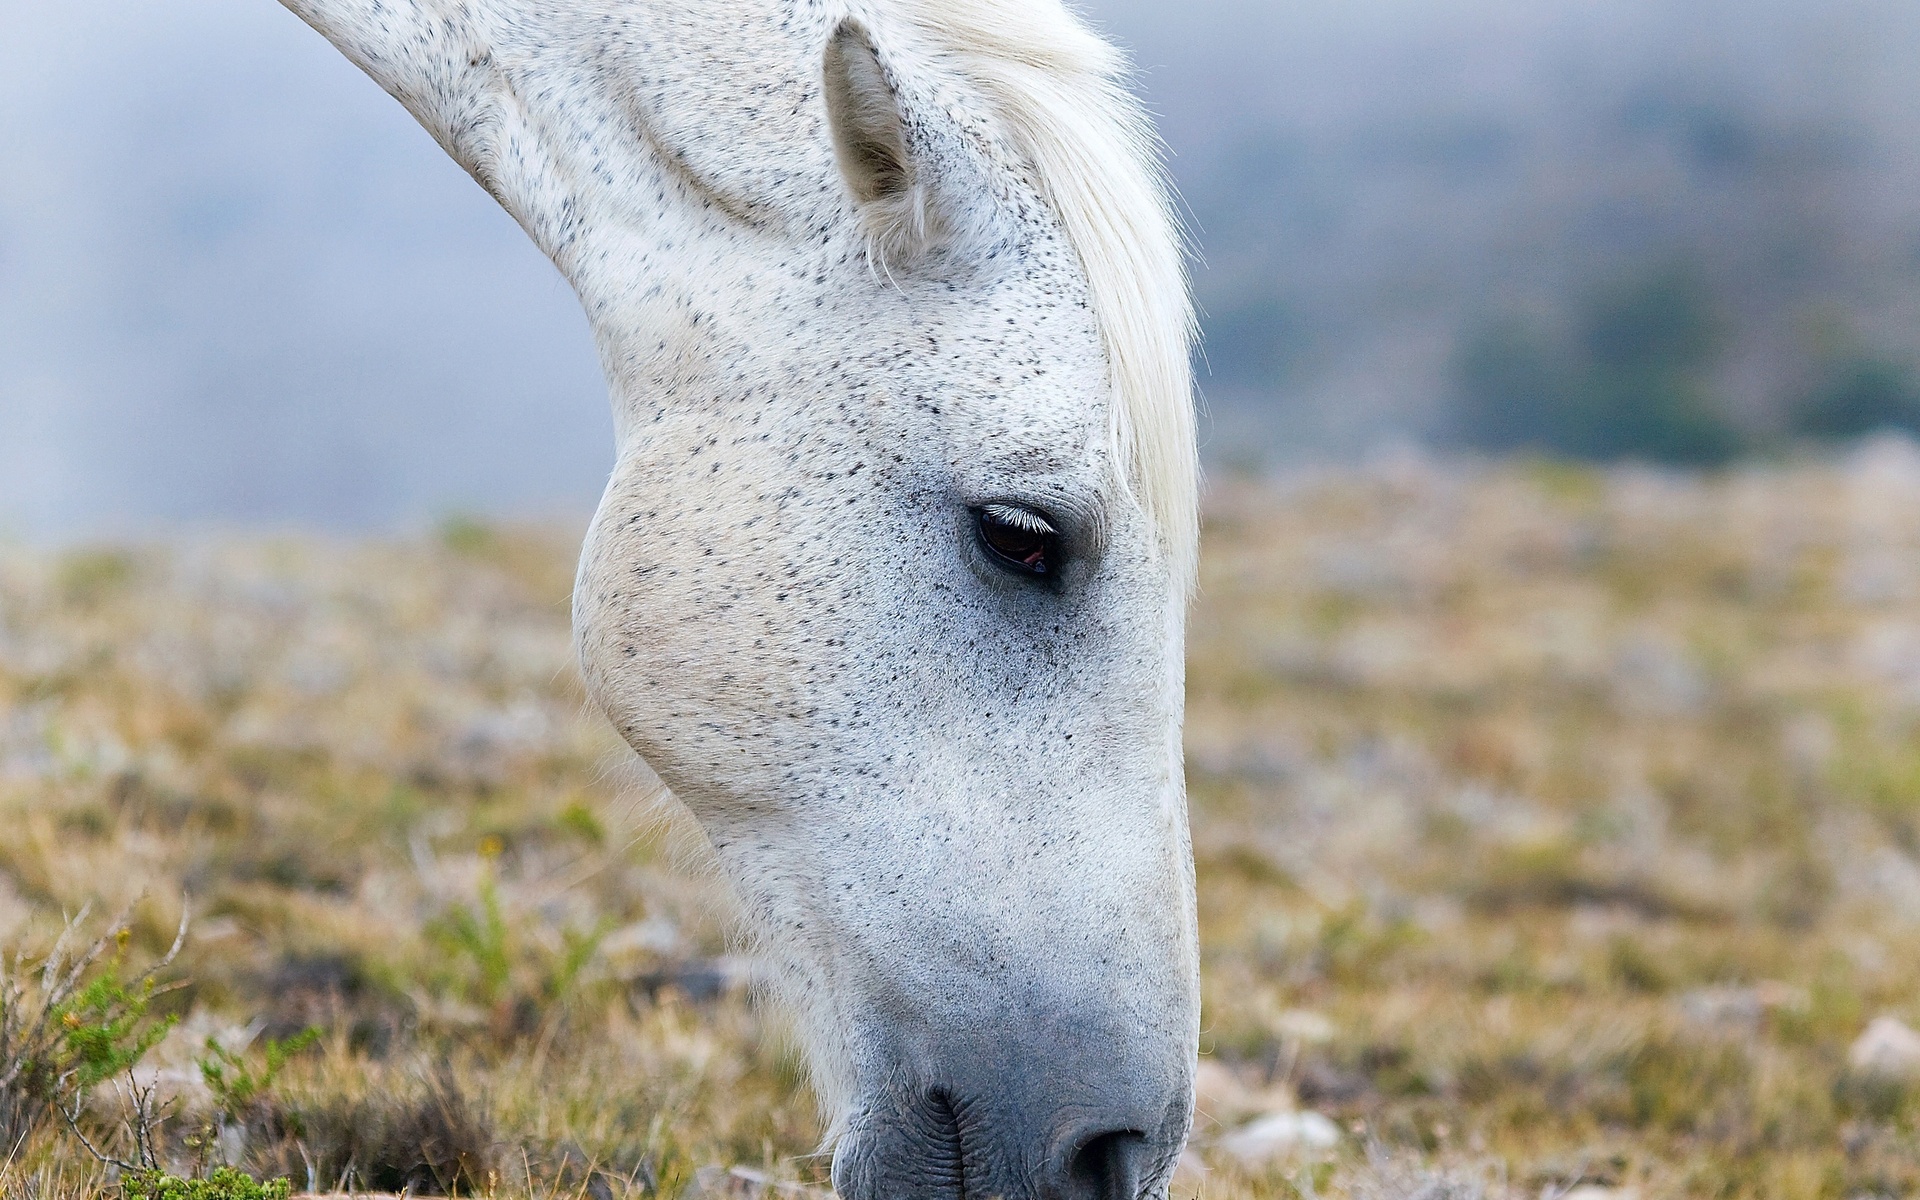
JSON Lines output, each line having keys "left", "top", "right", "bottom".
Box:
{"left": 882, "top": 0, "right": 1199, "bottom": 579}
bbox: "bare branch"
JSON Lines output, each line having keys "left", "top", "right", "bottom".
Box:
{"left": 54, "top": 1093, "right": 137, "bottom": 1174}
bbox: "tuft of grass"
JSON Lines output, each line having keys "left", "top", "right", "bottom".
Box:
{"left": 245, "top": 1064, "right": 498, "bottom": 1195}
{"left": 421, "top": 850, "right": 611, "bottom": 1041}
{"left": 438, "top": 514, "right": 500, "bottom": 558}
{"left": 56, "top": 548, "right": 138, "bottom": 608}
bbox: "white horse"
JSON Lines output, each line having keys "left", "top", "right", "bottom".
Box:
{"left": 275, "top": 1, "right": 1199, "bottom": 1196}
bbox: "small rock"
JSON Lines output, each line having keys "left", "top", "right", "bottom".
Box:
{"left": 1679, "top": 986, "right": 1760, "bottom": 1029}
{"left": 688, "top": 1166, "right": 830, "bottom": 1199}
{"left": 1218, "top": 1109, "right": 1341, "bottom": 1163}
{"left": 631, "top": 955, "right": 762, "bottom": 1004}
{"left": 1269, "top": 1008, "right": 1337, "bottom": 1044}
{"left": 602, "top": 914, "right": 683, "bottom": 960}
{"left": 1678, "top": 981, "right": 1806, "bottom": 1031}
{"left": 1557, "top": 1188, "right": 1639, "bottom": 1200}
{"left": 1849, "top": 1016, "right": 1920, "bottom": 1079}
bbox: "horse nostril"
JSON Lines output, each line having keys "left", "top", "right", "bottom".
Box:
{"left": 1061, "top": 1129, "right": 1149, "bottom": 1200}
{"left": 916, "top": 1088, "right": 968, "bottom": 1196}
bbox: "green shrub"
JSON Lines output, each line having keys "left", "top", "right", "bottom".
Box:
{"left": 1454, "top": 266, "right": 1743, "bottom": 464}
{"left": 1791, "top": 357, "right": 1920, "bottom": 440}
{"left": 54, "top": 937, "right": 180, "bottom": 1092}
{"left": 123, "top": 1166, "right": 291, "bottom": 1200}
{"left": 199, "top": 1028, "right": 321, "bottom": 1124}
{"left": 0, "top": 909, "right": 183, "bottom": 1156}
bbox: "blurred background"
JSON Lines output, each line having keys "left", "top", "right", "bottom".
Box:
{"left": 6, "top": 0, "right": 1920, "bottom": 538}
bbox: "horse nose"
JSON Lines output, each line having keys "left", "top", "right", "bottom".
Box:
{"left": 1051, "top": 1127, "right": 1152, "bottom": 1200}
{"left": 834, "top": 1068, "right": 1188, "bottom": 1200}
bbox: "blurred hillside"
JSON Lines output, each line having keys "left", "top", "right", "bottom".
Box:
{"left": 4, "top": 0, "right": 1920, "bottom": 531}
{"left": 1105, "top": 0, "right": 1920, "bottom": 462}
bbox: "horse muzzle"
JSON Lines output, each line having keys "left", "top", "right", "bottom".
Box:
{"left": 831, "top": 1014, "right": 1192, "bottom": 1200}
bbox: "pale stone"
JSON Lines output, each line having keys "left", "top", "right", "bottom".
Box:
{"left": 1268, "top": 1008, "right": 1337, "bottom": 1044}
{"left": 688, "top": 1165, "right": 831, "bottom": 1198}
{"left": 1218, "top": 1109, "right": 1341, "bottom": 1163}
{"left": 1678, "top": 981, "right": 1807, "bottom": 1030}
{"left": 1849, "top": 1016, "right": 1920, "bottom": 1079}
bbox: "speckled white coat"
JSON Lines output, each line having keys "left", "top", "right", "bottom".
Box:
{"left": 273, "top": 2, "right": 1199, "bottom": 1195}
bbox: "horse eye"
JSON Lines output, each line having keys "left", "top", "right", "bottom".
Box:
{"left": 973, "top": 504, "right": 1058, "bottom": 579}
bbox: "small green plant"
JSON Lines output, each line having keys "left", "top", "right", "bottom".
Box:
{"left": 438, "top": 513, "right": 500, "bottom": 557}
{"left": 0, "top": 905, "right": 185, "bottom": 1164}
{"left": 53, "top": 921, "right": 188, "bottom": 1174}
{"left": 430, "top": 869, "right": 514, "bottom": 1008}
{"left": 3, "top": 910, "right": 303, "bottom": 1196}
{"left": 549, "top": 924, "right": 608, "bottom": 1004}
{"left": 198, "top": 1028, "right": 321, "bottom": 1123}
{"left": 122, "top": 1165, "right": 292, "bottom": 1200}
{"left": 558, "top": 801, "right": 606, "bottom": 846}
{"left": 55, "top": 936, "right": 181, "bottom": 1092}
{"left": 184, "top": 1027, "right": 322, "bottom": 1178}
{"left": 424, "top": 844, "right": 610, "bottom": 1036}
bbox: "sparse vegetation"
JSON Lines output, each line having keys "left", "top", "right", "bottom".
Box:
{"left": 123, "top": 1167, "right": 291, "bottom": 1200}
{"left": 1453, "top": 267, "right": 1745, "bottom": 465}
{"left": 3, "top": 459, "right": 1920, "bottom": 1196}
{"left": 1791, "top": 358, "right": 1920, "bottom": 442}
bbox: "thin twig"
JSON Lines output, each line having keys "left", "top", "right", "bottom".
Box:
{"left": 39, "top": 903, "right": 95, "bottom": 993}
{"left": 54, "top": 1094, "right": 136, "bottom": 1174}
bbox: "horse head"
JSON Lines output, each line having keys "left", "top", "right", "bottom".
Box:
{"left": 276, "top": 2, "right": 1199, "bottom": 1195}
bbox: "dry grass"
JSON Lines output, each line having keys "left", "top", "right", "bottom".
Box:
{"left": 6, "top": 447, "right": 1920, "bottom": 1197}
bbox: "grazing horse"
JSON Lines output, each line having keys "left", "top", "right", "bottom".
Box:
{"left": 275, "top": 1, "right": 1199, "bottom": 1196}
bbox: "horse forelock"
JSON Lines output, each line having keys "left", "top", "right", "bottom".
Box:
{"left": 863, "top": 0, "right": 1199, "bottom": 586}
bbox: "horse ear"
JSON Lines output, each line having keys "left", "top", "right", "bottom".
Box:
{"left": 823, "top": 21, "right": 913, "bottom": 208}
{"left": 822, "top": 20, "right": 1001, "bottom": 267}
